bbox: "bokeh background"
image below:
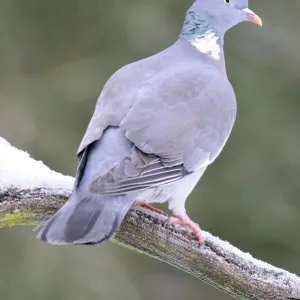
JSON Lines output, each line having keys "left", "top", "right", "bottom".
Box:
{"left": 0, "top": 0, "right": 299, "bottom": 299}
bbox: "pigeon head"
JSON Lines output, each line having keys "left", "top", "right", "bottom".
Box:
{"left": 190, "top": 0, "right": 262, "bottom": 35}
{"left": 181, "top": 0, "right": 262, "bottom": 61}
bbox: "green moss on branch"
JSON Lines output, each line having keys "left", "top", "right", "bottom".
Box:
{"left": 0, "top": 209, "right": 47, "bottom": 228}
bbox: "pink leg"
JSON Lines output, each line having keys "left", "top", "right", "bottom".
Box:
{"left": 134, "top": 201, "right": 168, "bottom": 216}
{"left": 168, "top": 213, "right": 204, "bottom": 244}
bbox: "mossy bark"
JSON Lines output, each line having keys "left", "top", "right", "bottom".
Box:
{"left": 0, "top": 188, "right": 300, "bottom": 300}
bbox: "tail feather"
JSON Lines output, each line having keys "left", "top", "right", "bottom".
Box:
{"left": 37, "top": 193, "right": 135, "bottom": 245}
{"left": 37, "top": 127, "right": 136, "bottom": 245}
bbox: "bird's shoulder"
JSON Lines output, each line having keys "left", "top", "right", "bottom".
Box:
{"left": 119, "top": 62, "right": 237, "bottom": 172}
{"left": 77, "top": 50, "right": 235, "bottom": 157}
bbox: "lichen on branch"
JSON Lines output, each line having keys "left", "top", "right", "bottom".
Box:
{"left": 1, "top": 137, "right": 300, "bottom": 300}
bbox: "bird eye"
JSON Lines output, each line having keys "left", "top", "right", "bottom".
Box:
{"left": 224, "top": 0, "right": 232, "bottom": 4}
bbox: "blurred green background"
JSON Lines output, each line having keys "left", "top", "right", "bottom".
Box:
{"left": 0, "top": 0, "right": 300, "bottom": 299}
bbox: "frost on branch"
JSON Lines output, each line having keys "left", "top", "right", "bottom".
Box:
{"left": 0, "top": 137, "right": 74, "bottom": 197}
{"left": 0, "top": 137, "right": 300, "bottom": 300}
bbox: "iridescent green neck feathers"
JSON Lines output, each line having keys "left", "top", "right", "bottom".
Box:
{"left": 181, "top": 11, "right": 222, "bottom": 61}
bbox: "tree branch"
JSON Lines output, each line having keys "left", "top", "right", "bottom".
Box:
{"left": 0, "top": 137, "right": 299, "bottom": 300}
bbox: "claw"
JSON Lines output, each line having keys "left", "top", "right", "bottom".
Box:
{"left": 167, "top": 213, "right": 204, "bottom": 244}
{"left": 134, "top": 201, "right": 168, "bottom": 216}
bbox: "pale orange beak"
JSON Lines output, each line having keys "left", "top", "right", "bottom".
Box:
{"left": 243, "top": 8, "right": 263, "bottom": 26}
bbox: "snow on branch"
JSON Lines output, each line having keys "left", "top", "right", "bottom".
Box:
{"left": 0, "top": 137, "right": 299, "bottom": 300}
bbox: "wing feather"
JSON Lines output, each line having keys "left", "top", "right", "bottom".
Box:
{"left": 90, "top": 147, "right": 188, "bottom": 195}
{"left": 79, "top": 62, "right": 236, "bottom": 196}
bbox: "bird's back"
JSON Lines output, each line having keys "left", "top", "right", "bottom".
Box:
{"left": 78, "top": 40, "right": 229, "bottom": 156}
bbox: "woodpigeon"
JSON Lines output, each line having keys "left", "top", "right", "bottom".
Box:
{"left": 37, "top": 0, "right": 262, "bottom": 245}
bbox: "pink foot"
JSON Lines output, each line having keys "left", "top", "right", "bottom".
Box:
{"left": 134, "top": 201, "right": 168, "bottom": 216}
{"left": 168, "top": 213, "right": 204, "bottom": 244}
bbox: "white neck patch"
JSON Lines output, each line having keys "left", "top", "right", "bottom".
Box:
{"left": 189, "top": 30, "right": 221, "bottom": 61}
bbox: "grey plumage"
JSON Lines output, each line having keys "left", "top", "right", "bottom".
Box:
{"left": 38, "top": 127, "right": 137, "bottom": 244}
{"left": 37, "top": 0, "right": 261, "bottom": 245}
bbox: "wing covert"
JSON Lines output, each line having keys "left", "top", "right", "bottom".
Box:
{"left": 121, "top": 64, "right": 237, "bottom": 172}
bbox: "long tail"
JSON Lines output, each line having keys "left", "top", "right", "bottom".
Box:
{"left": 37, "top": 192, "right": 135, "bottom": 245}
{"left": 37, "top": 127, "right": 135, "bottom": 245}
